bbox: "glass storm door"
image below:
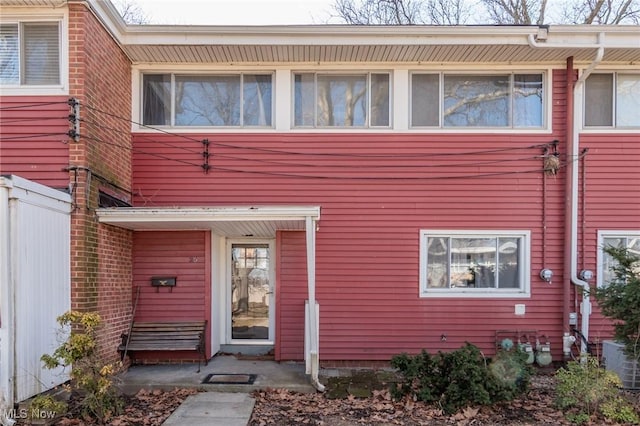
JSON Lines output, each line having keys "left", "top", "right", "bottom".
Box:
{"left": 230, "top": 242, "right": 273, "bottom": 341}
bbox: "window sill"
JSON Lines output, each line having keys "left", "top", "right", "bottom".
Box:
{"left": 0, "top": 85, "right": 67, "bottom": 96}
{"left": 420, "top": 290, "right": 531, "bottom": 299}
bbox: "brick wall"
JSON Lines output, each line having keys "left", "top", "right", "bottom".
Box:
{"left": 68, "top": 3, "right": 133, "bottom": 362}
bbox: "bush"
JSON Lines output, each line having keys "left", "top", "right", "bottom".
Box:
{"left": 594, "top": 245, "right": 640, "bottom": 363}
{"left": 28, "top": 394, "right": 67, "bottom": 420}
{"left": 390, "top": 343, "right": 531, "bottom": 414}
{"left": 41, "top": 311, "right": 124, "bottom": 422}
{"left": 555, "top": 355, "right": 638, "bottom": 424}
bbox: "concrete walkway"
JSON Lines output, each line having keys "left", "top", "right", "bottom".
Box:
{"left": 162, "top": 392, "right": 255, "bottom": 426}
{"left": 119, "top": 355, "right": 316, "bottom": 426}
{"left": 120, "top": 354, "right": 315, "bottom": 394}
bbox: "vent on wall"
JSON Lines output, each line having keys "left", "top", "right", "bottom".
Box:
{"left": 602, "top": 340, "right": 639, "bottom": 389}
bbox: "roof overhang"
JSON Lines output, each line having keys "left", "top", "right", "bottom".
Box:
{"left": 3, "top": 1, "right": 638, "bottom": 64}
{"left": 95, "top": 205, "right": 320, "bottom": 237}
{"left": 116, "top": 24, "right": 640, "bottom": 65}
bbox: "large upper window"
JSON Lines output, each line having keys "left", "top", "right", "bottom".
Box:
{"left": 142, "top": 73, "right": 273, "bottom": 127}
{"left": 0, "top": 22, "right": 60, "bottom": 86}
{"left": 597, "top": 231, "right": 640, "bottom": 287}
{"left": 411, "top": 73, "right": 544, "bottom": 128}
{"left": 585, "top": 73, "right": 640, "bottom": 128}
{"left": 420, "top": 230, "right": 530, "bottom": 297}
{"left": 294, "top": 72, "right": 390, "bottom": 128}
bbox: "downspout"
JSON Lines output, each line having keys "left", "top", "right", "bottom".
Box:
{"left": 528, "top": 31, "right": 605, "bottom": 354}
{"left": 568, "top": 33, "right": 604, "bottom": 354}
{"left": 305, "top": 216, "right": 325, "bottom": 391}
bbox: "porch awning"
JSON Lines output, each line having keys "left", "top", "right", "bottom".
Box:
{"left": 95, "top": 205, "right": 320, "bottom": 237}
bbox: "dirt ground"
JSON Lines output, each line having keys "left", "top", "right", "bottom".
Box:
{"left": 15, "top": 373, "right": 640, "bottom": 425}
{"left": 248, "top": 374, "right": 640, "bottom": 426}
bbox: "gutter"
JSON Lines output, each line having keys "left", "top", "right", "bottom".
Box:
{"left": 528, "top": 30, "right": 605, "bottom": 355}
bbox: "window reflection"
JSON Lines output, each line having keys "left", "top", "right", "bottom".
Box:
{"left": 426, "top": 236, "right": 521, "bottom": 289}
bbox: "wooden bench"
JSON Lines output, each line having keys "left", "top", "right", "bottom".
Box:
{"left": 119, "top": 321, "right": 208, "bottom": 371}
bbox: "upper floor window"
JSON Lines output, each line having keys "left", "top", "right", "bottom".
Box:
{"left": 597, "top": 231, "right": 640, "bottom": 287}
{"left": 0, "top": 22, "right": 60, "bottom": 86}
{"left": 143, "top": 73, "right": 273, "bottom": 127}
{"left": 419, "top": 230, "right": 530, "bottom": 298}
{"left": 294, "top": 72, "right": 390, "bottom": 128}
{"left": 411, "top": 73, "right": 544, "bottom": 129}
{"left": 585, "top": 73, "right": 640, "bottom": 128}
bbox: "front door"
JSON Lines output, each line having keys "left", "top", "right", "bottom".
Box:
{"left": 229, "top": 241, "right": 274, "bottom": 342}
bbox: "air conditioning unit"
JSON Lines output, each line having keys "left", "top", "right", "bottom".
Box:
{"left": 602, "top": 340, "right": 639, "bottom": 389}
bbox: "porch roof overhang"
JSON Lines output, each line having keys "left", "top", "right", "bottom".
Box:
{"left": 96, "top": 205, "right": 320, "bottom": 237}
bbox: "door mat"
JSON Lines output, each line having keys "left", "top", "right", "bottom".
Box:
{"left": 202, "top": 373, "right": 257, "bottom": 385}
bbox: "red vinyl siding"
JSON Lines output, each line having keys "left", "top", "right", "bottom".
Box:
{"left": 579, "top": 133, "right": 640, "bottom": 343}
{"left": 131, "top": 126, "right": 572, "bottom": 359}
{"left": 0, "top": 96, "right": 70, "bottom": 188}
{"left": 126, "top": 70, "right": 635, "bottom": 362}
{"left": 131, "top": 231, "right": 211, "bottom": 360}
{"left": 277, "top": 231, "right": 308, "bottom": 361}
{"left": 131, "top": 130, "right": 567, "bottom": 361}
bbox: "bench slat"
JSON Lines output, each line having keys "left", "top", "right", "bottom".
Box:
{"left": 119, "top": 320, "right": 207, "bottom": 368}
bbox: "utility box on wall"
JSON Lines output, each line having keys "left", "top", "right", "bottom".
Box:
{"left": 603, "top": 340, "right": 639, "bottom": 389}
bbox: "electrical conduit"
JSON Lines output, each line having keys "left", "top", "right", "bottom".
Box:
{"left": 527, "top": 31, "right": 605, "bottom": 354}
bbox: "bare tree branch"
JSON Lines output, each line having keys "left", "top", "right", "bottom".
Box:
{"left": 332, "top": 0, "right": 640, "bottom": 24}
{"left": 426, "top": 0, "right": 471, "bottom": 24}
{"left": 332, "top": 0, "right": 426, "bottom": 24}
{"left": 112, "top": 0, "right": 150, "bottom": 25}
{"left": 561, "top": 0, "right": 639, "bottom": 24}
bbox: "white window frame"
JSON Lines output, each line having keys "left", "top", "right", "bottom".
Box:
{"left": 597, "top": 230, "right": 640, "bottom": 288}
{"left": 140, "top": 71, "right": 275, "bottom": 129}
{"left": 409, "top": 71, "right": 547, "bottom": 130}
{"left": 583, "top": 72, "right": 640, "bottom": 131}
{"left": 419, "top": 229, "right": 531, "bottom": 298}
{"left": 291, "top": 71, "right": 392, "bottom": 129}
{"left": 0, "top": 12, "right": 67, "bottom": 95}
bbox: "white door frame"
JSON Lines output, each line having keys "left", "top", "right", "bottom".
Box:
{"left": 224, "top": 238, "right": 276, "bottom": 345}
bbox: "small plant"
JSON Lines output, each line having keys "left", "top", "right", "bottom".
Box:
{"left": 41, "top": 311, "right": 124, "bottom": 422}
{"left": 390, "top": 343, "right": 531, "bottom": 414}
{"left": 600, "top": 396, "right": 640, "bottom": 424}
{"left": 27, "top": 394, "right": 67, "bottom": 420}
{"left": 555, "top": 355, "right": 638, "bottom": 424}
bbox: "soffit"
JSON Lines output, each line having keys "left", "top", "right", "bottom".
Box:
{"left": 122, "top": 43, "right": 640, "bottom": 65}
{"left": 3, "top": 1, "right": 639, "bottom": 65}
{"left": 96, "top": 206, "right": 320, "bottom": 238}
{"left": 116, "top": 24, "right": 640, "bottom": 65}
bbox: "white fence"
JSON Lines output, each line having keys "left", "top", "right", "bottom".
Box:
{"left": 0, "top": 175, "right": 72, "bottom": 404}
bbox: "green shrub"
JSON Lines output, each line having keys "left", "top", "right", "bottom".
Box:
{"left": 28, "top": 394, "right": 67, "bottom": 420}
{"left": 594, "top": 245, "right": 640, "bottom": 363}
{"left": 41, "top": 311, "right": 124, "bottom": 422}
{"left": 600, "top": 396, "right": 640, "bottom": 424}
{"left": 390, "top": 343, "right": 531, "bottom": 414}
{"left": 555, "top": 355, "right": 638, "bottom": 424}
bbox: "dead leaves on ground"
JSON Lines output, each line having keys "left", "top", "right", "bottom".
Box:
{"left": 248, "top": 376, "right": 580, "bottom": 426}
{"left": 53, "top": 388, "right": 197, "bottom": 426}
